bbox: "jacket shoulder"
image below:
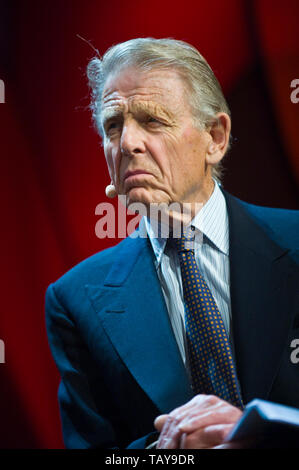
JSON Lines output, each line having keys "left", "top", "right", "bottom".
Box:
{"left": 230, "top": 194, "right": 299, "bottom": 251}
{"left": 48, "top": 238, "right": 128, "bottom": 304}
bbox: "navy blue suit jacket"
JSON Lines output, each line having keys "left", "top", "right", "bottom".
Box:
{"left": 45, "top": 191, "right": 299, "bottom": 448}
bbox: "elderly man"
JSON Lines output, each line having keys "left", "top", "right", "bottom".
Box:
{"left": 45, "top": 38, "right": 299, "bottom": 449}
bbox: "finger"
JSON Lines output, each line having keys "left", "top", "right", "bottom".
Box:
{"left": 179, "top": 432, "right": 187, "bottom": 449}
{"left": 178, "top": 404, "right": 242, "bottom": 433}
{"left": 201, "top": 423, "right": 234, "bottom": 446}
{"left": 178, "top": 424, "right": 233, "bottom": 449}
{"left": 156, "top": 416, "right": 175, "bottom": 449}
{"left": 165, "top": 394, "right": 214, "bottom": 426}
{"left": 156, "top": 416, "right": 182, "bottom": 449}
{"left": 177, "top": 399, "right": 223, "bottom": 432}
{"left": 154, "top": 414, "right": 169, "bottom": 431}
{"left": 157, "top": 432, "right": 181, "bottom": 449}
{"left": 177, "top": 428, "right": 208, "bottom": 449}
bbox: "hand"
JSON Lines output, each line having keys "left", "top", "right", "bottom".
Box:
{"left": 154, "top": 394, "right": 242, "bottom": 449}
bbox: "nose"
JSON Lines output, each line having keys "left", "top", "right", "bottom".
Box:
{"left": 120, "top": 119, "right": 146, "bottom": 156}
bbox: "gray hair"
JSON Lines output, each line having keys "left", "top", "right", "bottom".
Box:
{"left": 87, "top": 37, "right": 231, "bottom": 181}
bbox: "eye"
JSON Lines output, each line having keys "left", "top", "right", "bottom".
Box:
{"left": 107, "top": 121, "right": 117, "bottom": 131}
{"left": 147, "top": 116, "right": 162, "bottom": 125}
{"left": 105, "top": 120, "right": 121, "bottom": 136}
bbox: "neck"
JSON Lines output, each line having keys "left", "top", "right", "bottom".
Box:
{"left": 145, "top": 179, "right": 216, "bottom": 233}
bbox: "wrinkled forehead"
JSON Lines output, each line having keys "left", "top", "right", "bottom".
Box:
{"left": 100, "top": 66, "right": 191, "bottom": 121}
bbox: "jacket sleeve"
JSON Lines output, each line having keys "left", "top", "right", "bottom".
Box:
{"left": 45, "top": 283, "right": 157, "bottom": 449}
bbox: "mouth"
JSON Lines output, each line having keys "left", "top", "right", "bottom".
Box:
{"left": 124, "top": 169, "right": 153, "bottom": 181}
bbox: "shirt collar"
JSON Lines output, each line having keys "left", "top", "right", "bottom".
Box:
{"left": 192, "top": 181, "right": 229, "bottom": 256}
{"left": 143, "top": 180, "right": 229, "bottom": 265}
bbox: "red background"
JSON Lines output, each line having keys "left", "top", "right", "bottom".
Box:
{"left": 0, "top": 0, "right": 298, "bottom": 448}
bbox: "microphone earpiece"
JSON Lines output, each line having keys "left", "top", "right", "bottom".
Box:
{"left": 105, "top": 183, "right": 117, "bottom": 198}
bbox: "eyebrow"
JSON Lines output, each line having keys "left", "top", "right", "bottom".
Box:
{"left": 101, "top": 107, "right": 124, "bottom": 127}
{"left": 101, "top": 101, "right": 175, "bottom": 127}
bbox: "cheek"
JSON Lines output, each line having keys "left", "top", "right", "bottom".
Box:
{"left": 158, "top": 131, "right": 195, "bottom": 175}
{"left": 104, "top": 144, "right": 120, "bottom": 181}
{"left": 155, "top": 132, "right": 182, "bottom": 167}
{"left": 180, "top": 129, "right": 207, "bottom": 168}
{"left": 148, "top": 133, "right": 188, "bottom": 190}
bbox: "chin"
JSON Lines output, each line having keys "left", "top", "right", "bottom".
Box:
{"left": 126, "top": 187, "right": 166, "bottom": 209}
{"left": 126, "top": 188, "right": 152, "bottom": 206}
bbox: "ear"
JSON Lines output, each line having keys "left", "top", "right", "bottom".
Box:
{"left": 206, "top": 113, "right": 231, "bottom": 165}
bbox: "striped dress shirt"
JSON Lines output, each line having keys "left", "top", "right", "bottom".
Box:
{"left": 143, "top": 181, "right": 234, "bottom": 369}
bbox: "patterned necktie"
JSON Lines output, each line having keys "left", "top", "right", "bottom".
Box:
{"left": 172, "top": 226, "right": 243, "bottom": 409}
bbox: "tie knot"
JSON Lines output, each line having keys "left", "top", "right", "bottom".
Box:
{"left": 171, "top": 226, "right": 195, "bottom": 252}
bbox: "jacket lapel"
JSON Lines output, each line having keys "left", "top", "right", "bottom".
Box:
{"left": 86, "top": 235, "right": 193, "bottom": 415}
{"left": 224, "top": 192, "right": 298, "bottom": 404}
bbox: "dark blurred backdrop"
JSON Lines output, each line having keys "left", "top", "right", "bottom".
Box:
{"left": 0, "top": 0, "right": 298, "bottom": 448}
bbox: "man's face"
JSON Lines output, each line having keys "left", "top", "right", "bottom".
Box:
{"left": 101, "top": 66, "right": 214, "bottom": 208}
